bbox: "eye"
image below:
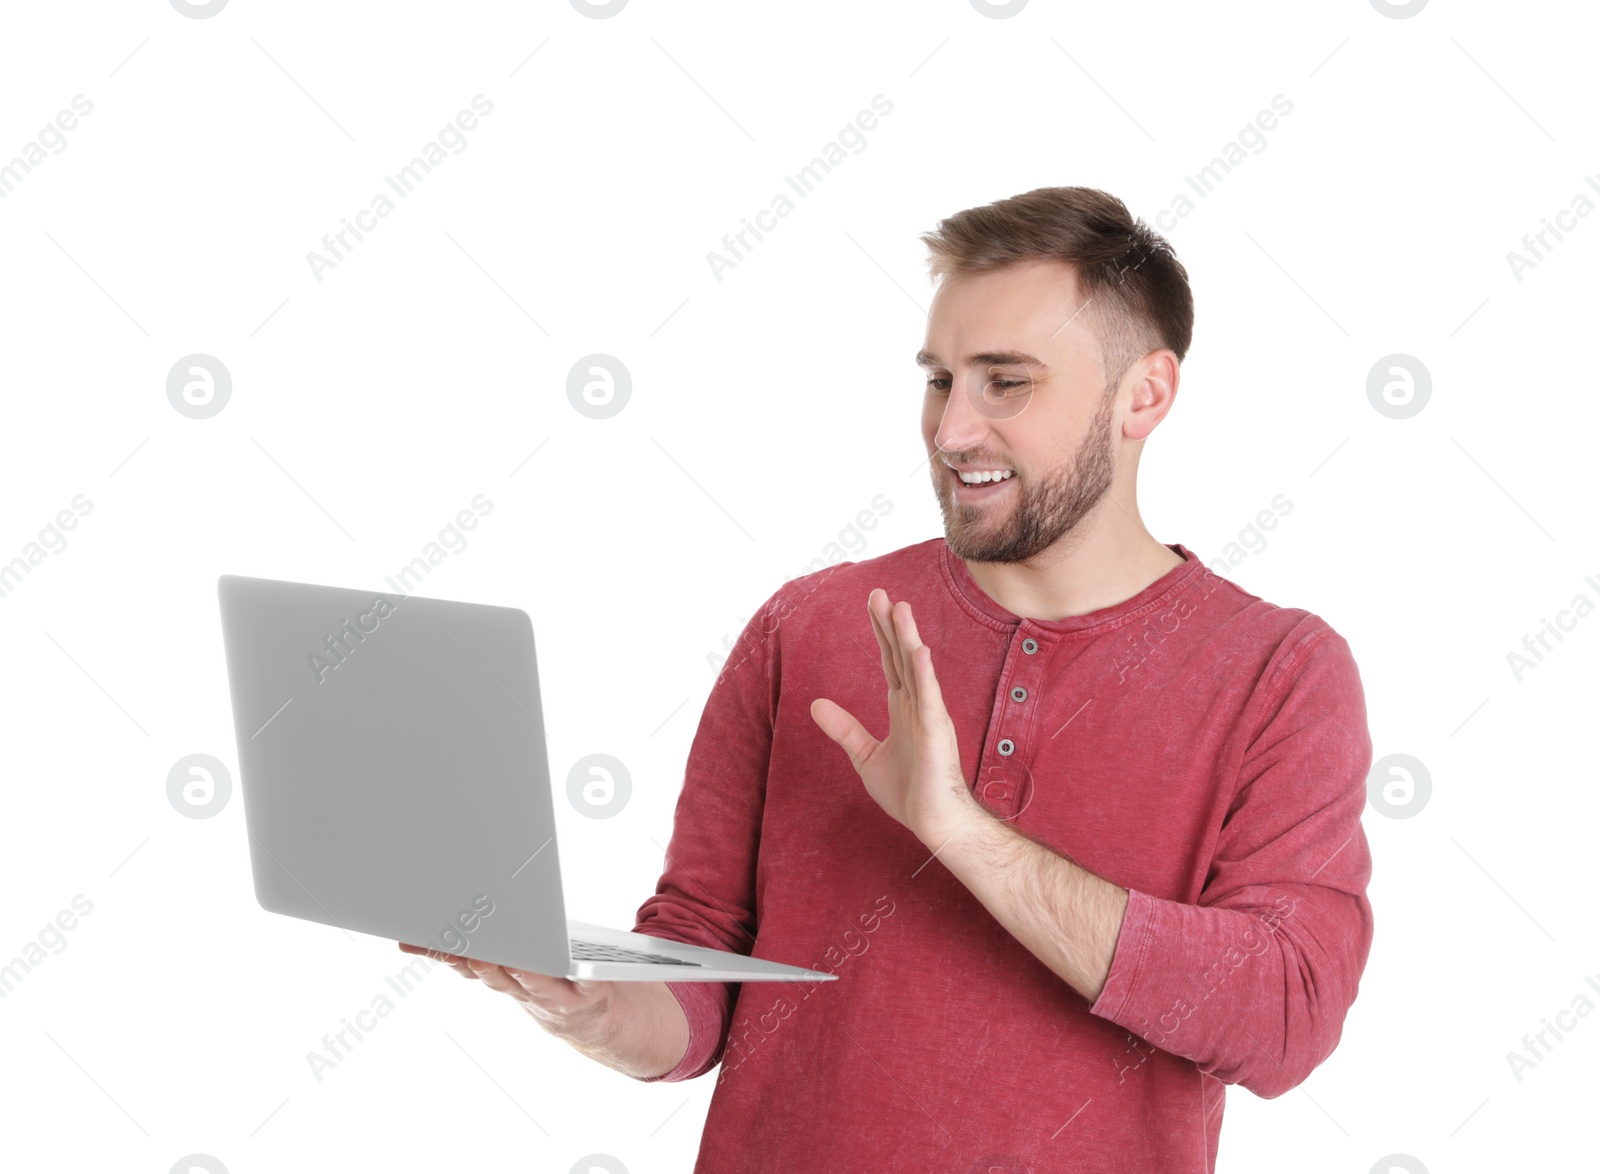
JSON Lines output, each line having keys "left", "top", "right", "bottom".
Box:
{"left": 924, "top": 376, "right": 1029, "bottom": 396}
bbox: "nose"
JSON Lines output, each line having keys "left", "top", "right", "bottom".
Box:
{"left": 933, "top": 370, "right": 994, "bottom": 457}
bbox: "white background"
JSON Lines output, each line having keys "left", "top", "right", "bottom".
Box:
{"left": 1, "top": 1, "right": 1595, "bottom": 1171}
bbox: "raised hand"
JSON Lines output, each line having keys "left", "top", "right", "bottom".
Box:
{"left": 809, "top": 588, "right": 981, "bottom": 847}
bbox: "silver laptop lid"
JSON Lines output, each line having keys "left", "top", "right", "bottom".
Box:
{"left": 217, "top": 574, "right": 572, "bottom": 976}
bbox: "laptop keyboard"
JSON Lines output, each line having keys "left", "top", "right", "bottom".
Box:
{"left": 570, "top": 939, "right": 703, "bottom": 967}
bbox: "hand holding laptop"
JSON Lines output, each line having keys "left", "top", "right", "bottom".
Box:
{"left": 398, "top": 939, "right": 608, "bottom": 1020}
{"left": 397, "top": 941, "right": 691, "bottom": 1078}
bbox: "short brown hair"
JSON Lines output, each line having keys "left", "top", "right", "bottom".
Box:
{"left": 919, "top": 186, "right": 1194, "bottom": 390}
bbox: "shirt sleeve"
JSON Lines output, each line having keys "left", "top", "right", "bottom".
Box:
{"left": 629, "top": 588, "right": 783, "bottom": 1082}
{"left": 1087, "top": 626, "right": 1375, "bottom": 1099}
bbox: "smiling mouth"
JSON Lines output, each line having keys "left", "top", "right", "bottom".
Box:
{"left": 947, "top": 465, "right": 1017, "bottom": 498}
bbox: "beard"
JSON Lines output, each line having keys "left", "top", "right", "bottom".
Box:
{"left": 934, "top": 385, "right": 1117, "bottom": 564}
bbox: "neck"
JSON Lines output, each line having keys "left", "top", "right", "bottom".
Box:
{"left": 959, "top": 499, "right": 1183, "bottom": 623}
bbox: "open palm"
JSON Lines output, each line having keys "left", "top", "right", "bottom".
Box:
{"left": 810, "top": 589, "right": 978, "bottom": 845}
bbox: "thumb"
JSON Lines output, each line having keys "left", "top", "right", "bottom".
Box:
{"left": 810, "top": 697, "right": 879, "bottom": 774}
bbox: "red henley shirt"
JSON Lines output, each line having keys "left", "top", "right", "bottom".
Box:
{"left": 632, "top": 538, "right": 1374, "bottom": 1173}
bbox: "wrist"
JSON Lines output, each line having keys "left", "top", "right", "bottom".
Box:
{"left": 917, "top": 781, "right": 990, "bottom": 853}
{"left": 525, "top": 984, "right": 615, "bottom": 1051}
{"left": 591, "top": 981, "right": 689, "bottom": 1080}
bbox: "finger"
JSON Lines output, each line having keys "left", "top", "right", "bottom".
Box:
{"left": 401, "top": 943, "right": 465, "bottom": 968}
{"left": 466, "top": 959, "right": 532, "bottom": 1000}
{"left": 875, "top": 593, "right": 908, "bottom": 698}
{"left": 889, "top": 601, "right": 917, "bottom": 707}
{"left": 866, "top": 590, "right": 902, "bottom": 692}
{"left": 809, "top": 697, "right": 880, "bottom": 774}
{"left": 508, "top": 969, "right": 596, "bottom": 1010}
{"left": 469, "top": 960, "right": 535, "bottom": 1003}
{"left": 898, "top": 599, "right": 930, "bottom": 686}
{"left": 911, "top": 641, "right": 949, "bottom": 725}
{"left": 504, "top": 967, "right": 563, "bottom": 996}
{"left": 415, "top": 947, "right": 477, "bottom": 978}
{"left": 903, "top": 603, "right": 949, "bottom": 726}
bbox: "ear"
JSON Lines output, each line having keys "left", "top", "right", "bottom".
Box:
{"left": 1122, "top": 350, "right": 1179, "bottom": 441}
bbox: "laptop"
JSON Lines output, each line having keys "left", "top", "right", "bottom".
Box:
{"left": 216, "top": 573, "right": 834, "bottom": 984}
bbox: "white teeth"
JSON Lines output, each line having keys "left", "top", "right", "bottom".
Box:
{"left": 957, "top": 468, "right": 1014, "bottom": 484}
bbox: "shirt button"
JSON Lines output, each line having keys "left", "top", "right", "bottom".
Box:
{"left": 997, "top": 738, "right": 1015, "bottom": 756}
{"left": 1021, "top": 638, "right": 1038, "bottom": 654}
{"left": 1010, "top": 686, "right": 1027, "bottom": 703}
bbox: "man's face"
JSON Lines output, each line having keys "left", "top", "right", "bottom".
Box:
{"left": 918, "top": 260, "right": 1124, "bottom": 564}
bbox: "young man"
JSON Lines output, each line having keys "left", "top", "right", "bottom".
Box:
{"left": 408, "top": 186, "right": 1374, "bottom": 1173}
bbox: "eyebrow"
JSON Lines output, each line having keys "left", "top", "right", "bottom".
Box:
{"left": 915, "top": 349, "right": 1049, "bottom": 371}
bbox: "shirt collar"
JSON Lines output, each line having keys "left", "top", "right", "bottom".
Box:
{"left": 938, "top": 538, "right": 1205, "bottom": 638}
